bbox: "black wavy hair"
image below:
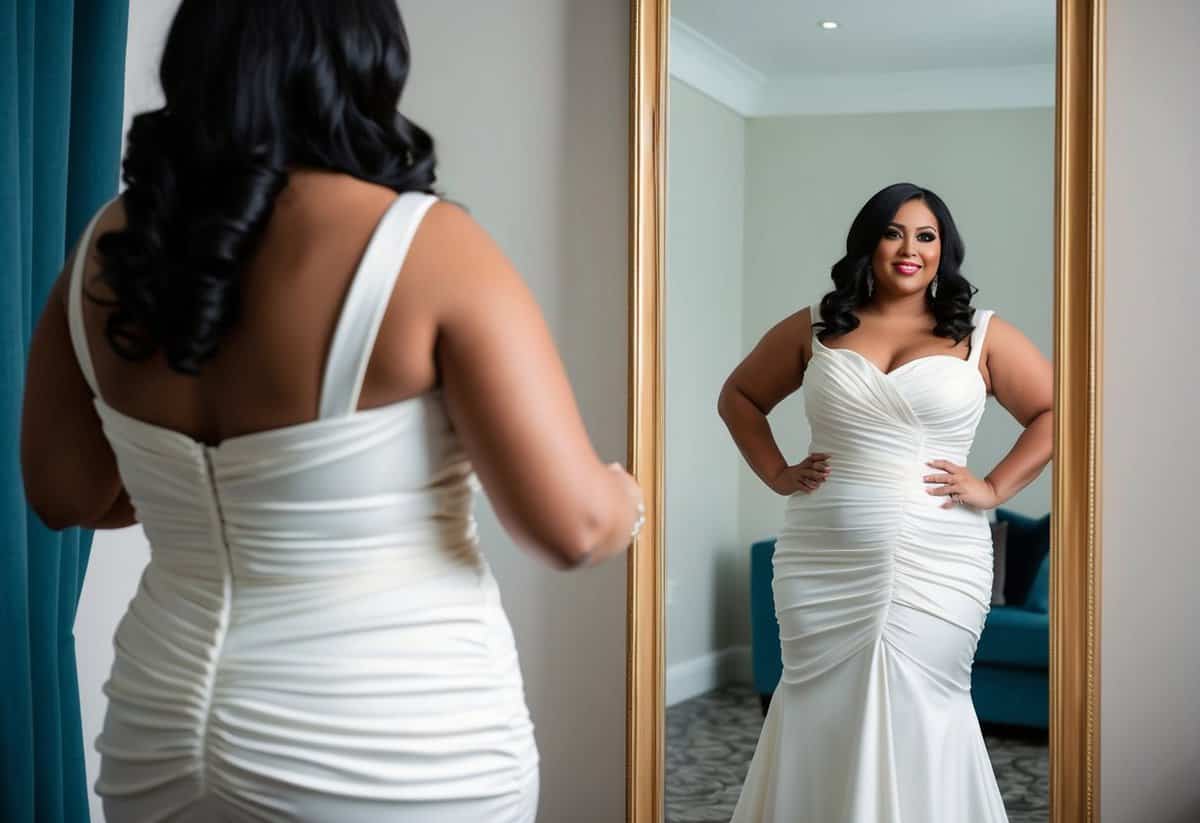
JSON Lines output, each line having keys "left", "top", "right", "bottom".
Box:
{"left": 813, "top": 183, "right": 977, "bottom": 344}
{"left": 92, "top": 0, "right": 437, "bottom": 375}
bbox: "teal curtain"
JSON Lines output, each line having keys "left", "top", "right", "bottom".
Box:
{"left": 1, "top": 1, "right": 129, "bottom": 820}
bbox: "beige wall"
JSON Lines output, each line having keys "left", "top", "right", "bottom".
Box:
{"left": 739, "top": 108, "right": 1055, "bottom": 550}
{"left": 1101, "top": 1, "right": 1200, "bottom": 821}
{"left": 399, "top": 7, "right": 630, "bottom": 821}
{"left": 664, "top": 79, "right": 749, "bottom": 691}
{"left": 77, "top": 3, "right": 631, "bottom": 821}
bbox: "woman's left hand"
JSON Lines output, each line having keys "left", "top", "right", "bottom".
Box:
{"left": 923, "top": 460, "right": 1000, "bottom": 510}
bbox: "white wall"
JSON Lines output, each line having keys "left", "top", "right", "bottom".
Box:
{"left": 660, "top": 101, "right": 1055, "bottom": 699}
{"left": 77, "top": 3, "right": 631, "bottom": 821}
{"left": 738, "top": 108, "right": 1055, "bottom": 550}
{"left": 1101, "top": 1, "right": 1200, "bottom": 821}
{"left": 664, "top": 79, "right": 749, "bottom": 701}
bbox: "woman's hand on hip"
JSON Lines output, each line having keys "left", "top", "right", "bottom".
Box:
{"left": 770, "top": 453, "right": 831, "bottom": 496}
{"left": 923, "top": 460, "right": 1000, "bottom": 509}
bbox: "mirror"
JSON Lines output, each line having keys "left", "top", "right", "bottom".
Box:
{"left": 626, "top": 1, "right": 1105, "bottom": 821}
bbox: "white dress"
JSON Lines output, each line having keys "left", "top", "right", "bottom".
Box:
{"left": 730, "top": 304, "right": 1009, "bottom": 822}
{"left": 68, "top": 194, "right": 540, "bottom": 822}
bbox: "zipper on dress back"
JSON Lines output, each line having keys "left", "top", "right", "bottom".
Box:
{"left": 196, "top": 447, "right": 235, "bottom": 794}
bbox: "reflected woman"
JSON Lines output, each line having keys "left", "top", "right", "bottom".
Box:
{"left": 717, "top": 183, "right": 1052, "bottom": 822}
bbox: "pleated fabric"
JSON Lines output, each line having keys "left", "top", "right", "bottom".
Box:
{"left": 68, "top": 194, "right": 539, "bottom": 822}
{"left": 730, "top": 304, "right": 1009, "bottom": 823}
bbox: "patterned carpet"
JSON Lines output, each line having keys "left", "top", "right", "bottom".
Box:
{"left": 666, "top": 685, "right": 1048, "bottom": 823}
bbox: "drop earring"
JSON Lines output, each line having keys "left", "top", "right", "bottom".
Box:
{"left": 866, "top": 267, "right": 875, "bottom": 297}
{"left": 930, "top": 274, "right": 939, "bottom": 299}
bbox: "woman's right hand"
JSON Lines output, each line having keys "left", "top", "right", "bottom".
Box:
{"left": 769, "top": 453, "right": 831, "bottom": 496}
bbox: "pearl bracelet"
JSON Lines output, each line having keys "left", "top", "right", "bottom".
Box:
{"left": 629, "top": 500, "right": 646, "bottom": 543}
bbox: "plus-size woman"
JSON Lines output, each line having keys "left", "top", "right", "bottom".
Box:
{"left": 719, "top": 182, "right": 1052, "bottom": 822}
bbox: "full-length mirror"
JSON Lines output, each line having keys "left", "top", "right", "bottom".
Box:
{"left": 626, "top": 0, "right": 1105, "bottom": 821}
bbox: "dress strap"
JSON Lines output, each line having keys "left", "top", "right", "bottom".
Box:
{"left": 967, "top": 309, "right": 995, "bottom": 366}
{"left": 317, "top": 192, "right": 438, "bottom": 419}
{"left": 67, "top": 201, "right": 115, "bottom": 400}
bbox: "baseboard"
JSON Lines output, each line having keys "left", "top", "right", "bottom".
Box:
{"left": 666, "top": 645, "right": 753, "bottom": 707}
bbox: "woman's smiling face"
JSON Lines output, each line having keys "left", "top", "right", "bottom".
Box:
{"left": 870, "top": 198, "right": 942, "bottom": 299}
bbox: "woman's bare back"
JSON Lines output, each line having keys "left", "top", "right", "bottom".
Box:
{"left": 80, "top": 170, "right": 440, "bottom": 447}
{"left": 28, "top": 168, "right": 641, "bottom": 565}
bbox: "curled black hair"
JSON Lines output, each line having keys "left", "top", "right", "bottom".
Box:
{"left": 813, "top": 182, "right": 977, "bottom": 344}
{"left": 92, "top": 0, "right": 437, "bottom": 375}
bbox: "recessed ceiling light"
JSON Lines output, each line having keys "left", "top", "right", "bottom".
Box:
{"left": 819, "top": 20, "right": 839, "bottom": 30}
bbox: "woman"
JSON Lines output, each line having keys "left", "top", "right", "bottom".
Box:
{"left": 20, "top": 2, "right": 643, "bottom": 821}
{"left": 718, "top": 182, "right": 1052, "bottom": 822}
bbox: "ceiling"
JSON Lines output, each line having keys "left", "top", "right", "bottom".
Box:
{"left": 671, "top": 0, "right": 1055, "bottom": 78}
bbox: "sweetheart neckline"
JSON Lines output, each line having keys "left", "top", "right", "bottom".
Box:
{"left": 813, "top": 337, "right": 979, "bottom": 381}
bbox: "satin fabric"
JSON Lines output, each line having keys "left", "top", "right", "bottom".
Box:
{"left": 730, "top": 305, "right": 1009, "bottom": 823}
{"left": 69, "top": 194, "right": 539, "bottom": 822}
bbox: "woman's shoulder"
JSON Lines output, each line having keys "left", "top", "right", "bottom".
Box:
{"left": 979, "top": 312, "right": 1026, "bottom": 343}
{"left": 805, "top": 304, "right": 823, "bottom": 338}
{"left": 759, "top": 304, "right": 818, "bottom": 360}
{"left": 397, "top": 198, "right": 522, "bottom": 311}
{"left": 59, "top": 195, "right": 127, "bottom": 310}
{"left": 972, "top": 312, "right": 1038, "bottom": 367}
{"left": 97, "top": 193, "right": 127, "bottom": 226}
{"left": 82, "top": 193, "right": 127, "bottom": 251}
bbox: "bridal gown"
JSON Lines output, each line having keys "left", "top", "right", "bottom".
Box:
{"left": 730, "top": 304, "right": 1009, "bottom": 823}
{"left": 69, "top": 193, "right": 540, "bottom": 822}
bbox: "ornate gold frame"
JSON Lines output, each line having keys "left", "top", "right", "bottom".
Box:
{"left": 626, "top": 1, "right": 1105, "bottom": 821}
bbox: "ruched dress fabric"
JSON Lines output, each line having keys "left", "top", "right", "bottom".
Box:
{"left": 68, "top": 194, "right": 539, "bottom": 822}
{"left": 730, "top": 305, "right": 1009, "bottom": 823}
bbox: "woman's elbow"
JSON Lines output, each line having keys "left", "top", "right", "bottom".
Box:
{"left": 505, "top": 489, "right": 613, "bottom": 571}
{"left": 717, "top": 380, "right": 737, "bottom": 422}
{"left": 534, "top": 506, "right": 608, "bottom": 570}
{"left": 23, "top": 474, "right": 122, "bottom": 532}
{"left": 21, "top": 456, "right": 75, "bottom": 531}
{"left": 29, "top": 497, "right": 76, "bottom": 532}
{"left": 1023, "top": 406, "right": 1054, "bottom": 429}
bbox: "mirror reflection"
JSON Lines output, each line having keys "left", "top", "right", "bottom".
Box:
{"left": 663, "top": 3, "right": 1055, "bottom": 821}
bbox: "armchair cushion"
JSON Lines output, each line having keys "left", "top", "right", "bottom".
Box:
{"left": 975, "top": 605, "right": 1049, "bottom": 669}
{"left": 750, "top": 539, "right": 782, "bottom": 694}
{"left": 995, "top": 508, "right": 1050, "bottom": 605}
{"left": 1024, "top": 552, "right": 1051, "bottom": 613}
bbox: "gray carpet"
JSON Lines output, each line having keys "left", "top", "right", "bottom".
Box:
{"left": 666, "top": 684, "right": 1048, "bottom": 823}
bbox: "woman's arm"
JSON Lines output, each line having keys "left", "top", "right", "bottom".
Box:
{"left": 718, "top": 307, "right": 826, "bottom": 495}
{"left": 82, "top": 487, "right": 138, "bottom": 530}
{"left": 21, "top": 231, "right": 131, "bottom": 532}
{"left": 416, "top": 202, "right": 642, "bottom": 570}
{"left": 981, "top": 315, "right": 1055, "bottom": 505}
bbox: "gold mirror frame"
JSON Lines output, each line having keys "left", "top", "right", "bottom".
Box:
{"left": 625, "top": 1, "right": 1105, "bottom": 821}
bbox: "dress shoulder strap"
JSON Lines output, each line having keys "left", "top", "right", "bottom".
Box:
{"left": 968, "top": 308, "right": 995, "bottom": 366}
{"left": 810, "top": 301, "right": 823, "bottom": 342}
{"left": 67, "top": 200, "right": 116, "bottom": 401}
{"left": 317, "top": 192, "right": 439, "bottom": 419}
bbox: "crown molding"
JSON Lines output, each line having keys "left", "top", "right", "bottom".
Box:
{"left": 667, "top": 18, "right": 1053, "bottom": 117}
{"left": 667, "top": 19, "right": 765, "bottom": 115}
{"left": 756, "top": 63, "right": 1054, "bottom": 116}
